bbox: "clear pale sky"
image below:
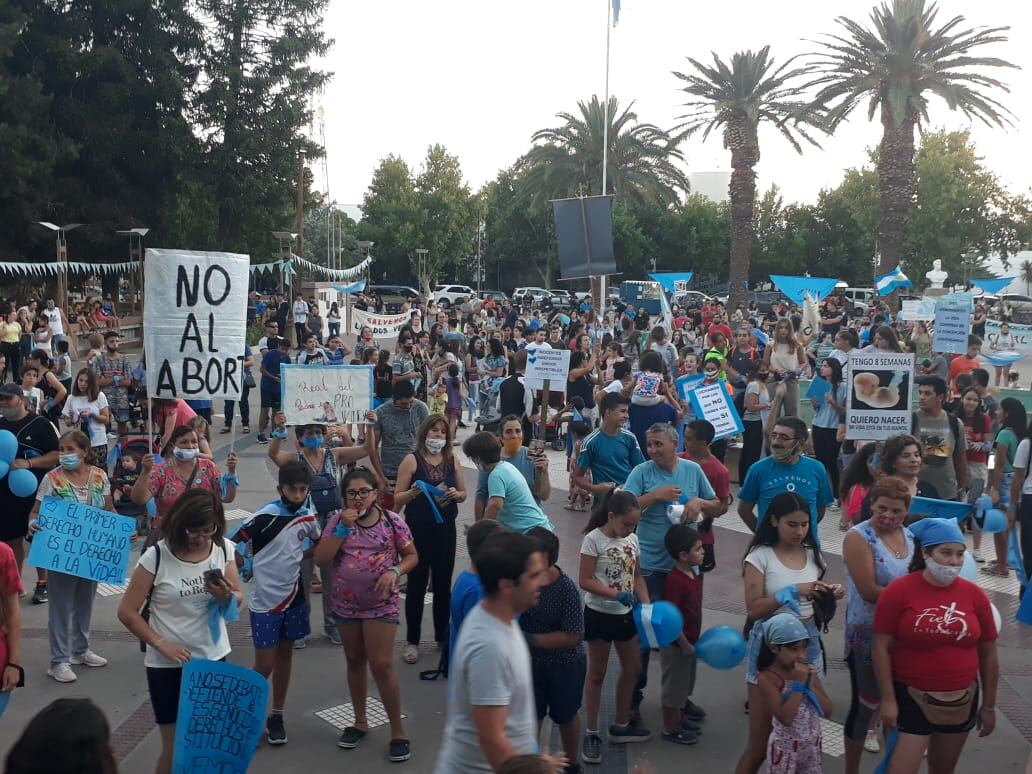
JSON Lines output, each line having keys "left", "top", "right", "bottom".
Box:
{"left": 315, "top": 0, "right": 1031, "bottom": 210}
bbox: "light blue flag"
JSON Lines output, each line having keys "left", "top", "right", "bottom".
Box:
{"left": 648, "top": 272, "right": 693, "bottom": 294}
{"left": 332, "top": 279, "right": 367, "bottom": 294}
{"left": 768, "top": 275, "right": 839, "bottom": 305}
{"left": 970, "top": 277, "right": 1014, "bottom": 295}
{"left": 875, "top": 265, "right": 912, "bottom": 295}
{"left": 612, "top": 0, "right": 620, "bottom": 25}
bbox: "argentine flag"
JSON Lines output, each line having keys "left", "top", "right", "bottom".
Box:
{"left": 875, "top": 265, "right": 911, "bottom": 296}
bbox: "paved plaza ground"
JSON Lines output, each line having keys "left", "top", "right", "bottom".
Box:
{"left": 2, "top": 388, "right": 1031, "bottom": 772}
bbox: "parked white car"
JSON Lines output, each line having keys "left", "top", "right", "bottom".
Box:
{"left": 433, "top": 284, "right": 474, "bottom": 308}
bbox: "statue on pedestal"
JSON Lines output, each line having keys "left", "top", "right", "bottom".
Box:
{"left": 926, "top": 259, "right": 948, "bottom": 289}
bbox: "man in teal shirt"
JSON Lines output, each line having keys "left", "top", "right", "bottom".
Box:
{"left": 463, "top": 431, "right": 554, "bottom": 534}
{"left": 573, "top": 392, "right": 645, "bottom": 497}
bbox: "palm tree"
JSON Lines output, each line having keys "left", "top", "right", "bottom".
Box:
{"left": 674, "top": 46, "right": 822, "bottom": 309}
{"left": 523, "top": 95, "right": 689, "bottom": 208}
{"left": 1021, "top": 259, "right": 1032, "bottom": 296}
{"left": 808, "top": 0, "right": 1015, "bottom": 277}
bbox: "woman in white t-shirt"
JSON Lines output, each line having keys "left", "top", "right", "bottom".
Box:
{"left": 1007, "top": 433, "right": 1032, "bottom": 584}
{"left": 117, "top": 490, "right": 241, "bottom": 774}
{"left": 736, "top": 491, "right": 844, "bottom": 774}
{"left": 61, "top": 368, "right": 110, "bottom": 463}
{"left": 578, "top": 488, "right": 651, "bottom": 761}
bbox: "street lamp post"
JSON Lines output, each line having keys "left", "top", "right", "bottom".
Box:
{"left": 37, "top": 222, "right": 81, "bottom": 311}
{"left": 415, "top": 248, "right": 428, "bottom": 298}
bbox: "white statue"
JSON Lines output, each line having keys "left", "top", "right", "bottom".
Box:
{"left": 926, "top": 259, "right": 948, "bottom": 289}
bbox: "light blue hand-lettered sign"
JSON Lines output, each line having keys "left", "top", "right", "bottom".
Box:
{"left": 28, "top": 497, "right": 136, "bottom": 583}
{"left": 173, "top": 659, "right": 269, "bottom": 774}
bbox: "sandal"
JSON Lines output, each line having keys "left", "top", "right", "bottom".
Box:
{"left": 242, "top": 426, "right": 250, "bottom": 434}
{"left": 219, "top": 426, "right": 232, "bottom": 434}
{"left": 980, "top": 565, "right": 1010, "bottom": 577}
{"left": 337, "top": 726, "right": 367, "bottom": 748}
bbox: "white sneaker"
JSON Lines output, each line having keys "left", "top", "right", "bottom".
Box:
{"left": 48, "top": 663, "right": 77, "bottom": 683}
{"left": 402, "top": 644, "right": 419, "bottom": 664}
{"left": 70, "top": 650, "right": 108, "bottom": 667}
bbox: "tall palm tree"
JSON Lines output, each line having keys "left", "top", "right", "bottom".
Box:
{"left": 808, "top": 0, "right": 1015, "bottom": 277}
{"left": 1021, "top": 259, "right": 1032, "bottom": 297}
{"left": 523, "top": 95, "right": 689, "bottom": 208}
{"left": 674, "top": 46, "right": 822, "bottom": 309}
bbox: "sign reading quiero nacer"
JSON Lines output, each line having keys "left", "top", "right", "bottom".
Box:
{"left": 145, "top": 249, "right": 249, "bottom": 399}
{"left": 845, "top": 350, "right": 914, "bottom": 440}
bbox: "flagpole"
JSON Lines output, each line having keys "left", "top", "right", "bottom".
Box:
{"left": 601, "top": 0, "right": 611, "bottom": 197}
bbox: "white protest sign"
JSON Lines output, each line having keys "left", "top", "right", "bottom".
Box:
{"left": 986, "top": 319, "right": 1032, "bottom": 355}
{"left": 280, "top": 365, "right": 373, "bottom": 426}
{"left": 525, "top": 346, "right": 571, "bottom": 384}
{"left": 144, "top": 249, "right": 248, "bottom": 399}
{"left": 931, "top": 300, "right": 971, "bottom": 354}
{"left": 846, "top": 350, "right": 914, "bottom": 440}
{"left": 901, "top": 299, "right": 935, "bottom": 321}
{"left": 351, "top": 307, "right": 410, "bottom": 339}
{"left": 687, "top": 382, "right": 743, "bottom": 441}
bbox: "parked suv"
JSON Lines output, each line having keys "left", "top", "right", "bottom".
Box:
{"left": 544, "top": 289, "right": 574, "bottom": 311}
{"left": 513, "top": 287, "right": 551, "bottom": 308}
{"left": 433, "top": 284, "right": 474, "bottom": 308}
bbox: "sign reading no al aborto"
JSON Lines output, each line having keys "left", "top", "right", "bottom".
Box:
{"left": 145, "top": 249, "right": 249, "bottom": 400}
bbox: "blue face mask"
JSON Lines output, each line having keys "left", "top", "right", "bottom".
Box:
{"left": 59, "top": 453, "right": 82, "bottom": 470}
{"left": 301, "top": 435, "right": 324, "bottom": 450}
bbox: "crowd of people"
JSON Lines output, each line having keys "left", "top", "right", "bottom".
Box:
{"left": 0, "top": 286, "right": 1024, "bottom": 774}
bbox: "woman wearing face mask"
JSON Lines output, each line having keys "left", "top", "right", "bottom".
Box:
{"left": 27, "top": 431, "right": 115, "bottom": 683}
{"left": 872, "top": 518, "right": 999, "bottom": 773}
{"left": 267, "top": 415, "right": 372, "bottom": 644}
{"left": 740, "top": 361, "right": 772, "bottom": 484}
{"left": 736, "top": 491, "right": 844, "bottom": 774}
{"left": 131, "top": 426, "right": 237, "bottom": 546}
{"left": 841, "top": 477, "right": 916, "bottom": 772}
{"left": 393, "top": 415, "right": 467, "bottom": 664}
{"left": 313, "top": 468, "right": 418, "bottom": 762}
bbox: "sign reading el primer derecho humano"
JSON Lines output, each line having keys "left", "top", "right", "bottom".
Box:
{"left": 144, "top": 249, "right": 249, "bottom": 400}
{"left": 845, "top": 350, "right": 914, "bottom": 440}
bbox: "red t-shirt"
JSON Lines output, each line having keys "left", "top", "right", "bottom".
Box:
{"left": 873, "top": 571, "right": 997, "bottom": 691}
{"left": 962, "top": 414, "right": 990, "bottom": 464}
{"left": 679, "top": 452, "right": 730, "bottom": 546}
{"left": 663, "top": 566, "right": 703, "bottom": 643}
{"left": 0, "top": 541, "right": 23, "bottom": 667}
{"left": 707, "top": 323, "right": 733, "bottom": 345}
{"left": 948, "top": 355, "right": 980, "bottom": 394}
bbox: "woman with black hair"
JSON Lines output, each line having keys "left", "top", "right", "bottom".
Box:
{"left": 863, "top": 325, "right": 902, "bottom": 353}
{"left": 986, "top": 397, "right": 1026, "bottom": 577}
{"left": 872, "top": 518, "right": 999, "bottom": 773}
{"left": 735, "top": 492, "right": 844, "bottom": 774}
{"left": 838, "top": 441, "right": 879, "bottom": 530}
{"left": 5, "top": 698, "right": 117, "bottom": 774}
{"left": 810, "top": 357, "right": 847, "bottom": 504}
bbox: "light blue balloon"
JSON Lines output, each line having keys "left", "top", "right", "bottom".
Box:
{"left": 632, "top": 601, "right": 683, "bottom": 649}
{"left": 960, "top": 551, "right": 977, "bottom": 582}
{"left": 979, "top": 509, "right": 1008, "bottom": 534}
{"left": 7, "top": 468, "right": 37, "bottom": 498}
{"left": 695, "top": 625, "right": 747, "bottom": 670}
{"left": 0, "top": 430, "right": 16, "bottom": 464}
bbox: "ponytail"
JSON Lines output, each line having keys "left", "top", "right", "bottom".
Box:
{"left": 583, "top": 487, "right": 639, "bottom": 534}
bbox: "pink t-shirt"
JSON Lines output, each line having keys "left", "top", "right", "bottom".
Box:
{"left": 147, "top": 458, "right": 221, "bottom": 525}
{"left": 155, "top": 400, "right": 197, "bottom": 432}
{"left": 0, "top": 541, "right": 23, "bottom": 668}
{"left": 321, "top": 509, "right": 413, "bottom": 620}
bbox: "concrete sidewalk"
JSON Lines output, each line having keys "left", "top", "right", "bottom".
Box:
{"left": 1, "top": 402, "right": 1030, "bottom": 773}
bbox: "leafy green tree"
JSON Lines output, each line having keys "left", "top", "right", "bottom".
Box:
{"left": 809, "top": 0, "right": 1015, "bottom": 275}
{"left": 524, "top": 96, "right": 689, "bottom": 207}
{"left": 674, "top": 46, "right": 822, "bottom": 308}
{"left": 481, "top": 161, "right": 555, "bottom": 289}
{"left": 414, "top": 145, "right": 478, "bottom": 295}
{"left": 191, "top": 0, "right": 331, "bottom": 257}
{"left": 356, "top": 156, "right": 421, "bottom": 285}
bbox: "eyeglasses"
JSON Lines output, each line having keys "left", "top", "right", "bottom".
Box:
{"left": 185, "top": 525, "right": 217, "bottom": 537}
{"left": 345, "top": 487, "right": 376, "bottom": 499}
{"left": 769, "top": 432, "right": 797, "bottom": 442}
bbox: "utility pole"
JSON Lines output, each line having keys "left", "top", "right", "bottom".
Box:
{"left": 294, "top": 149, "right": 306, "bottom": 267}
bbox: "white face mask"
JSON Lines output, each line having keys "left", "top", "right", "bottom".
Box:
{"left": 425, "top": 438, "right": 447, "bottom": 453}
{"left": 925, "top": 557, "right": 962, "bottom": 585}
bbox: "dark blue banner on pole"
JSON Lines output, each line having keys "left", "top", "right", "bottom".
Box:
{"left": 552, "top": 195, "right": 616, "bottom": 279}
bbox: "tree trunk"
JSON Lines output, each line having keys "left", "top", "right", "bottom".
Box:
{"left": 876, "top": 104, "right": 917, "bottom": 275}
{"left": 216, "top": 1, "right": 246, "bottom": 247}
{"left": 726, "top": 117, "right": 759, "bottom": 311}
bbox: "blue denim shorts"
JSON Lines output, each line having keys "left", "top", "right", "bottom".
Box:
{"left": 745, "top": 616, "right": 824, "bottom": 685}
{"left": 250, "top": 603, "right": 311, "bottom": 649}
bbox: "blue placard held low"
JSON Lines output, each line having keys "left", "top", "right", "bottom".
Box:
{"left": 806, "top": 376, "right": 832, "bottom": 400}
{"left": 28, "top": 497, "right": 136, "bottom": 583}
{"left": 687, "top": 382, "right": 744, "bottom": 441}
{"left": 173, "top": 659, "right": 269, "bottom": 774}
